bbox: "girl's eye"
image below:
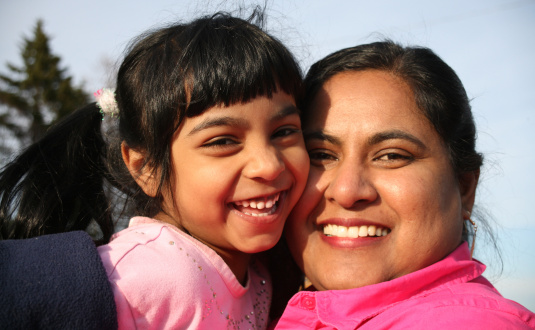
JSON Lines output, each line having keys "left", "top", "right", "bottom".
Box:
{"left": 273, "top": 127, "right": 300, "bottom": 138}
{"left": 202, "top": 137, "right": 238, "bottom": 148}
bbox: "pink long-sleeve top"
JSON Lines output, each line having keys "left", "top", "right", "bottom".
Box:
{"left": 274, "top": 242, "right": 534, "bottom": 329}
{"left": 98, "top": 217, "right": 271, "bottom": 329}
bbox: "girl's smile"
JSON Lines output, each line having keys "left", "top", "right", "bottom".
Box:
{"left": 231, "top": 191, "right": 283, "bottom": 218}
{"left": 148, "top": 90, "right": 309, "bottom": 280}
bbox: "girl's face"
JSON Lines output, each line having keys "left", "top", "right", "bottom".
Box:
{"left": 160, "top": 90, "right": 309, "bottom": 268}
{"left": 286, "top": 70, "right": 477, "bottom": 291}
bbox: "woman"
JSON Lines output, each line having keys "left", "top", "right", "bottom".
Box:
{"left": 275, "top": 41, "right": 535, "bottom": 329}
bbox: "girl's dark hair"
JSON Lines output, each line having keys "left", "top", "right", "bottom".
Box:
{"left": 0, "top": 11, "right": 302, "bottom": 243}
{"left": 301, "top": 40, "right": 484, "bottom": 246}
{"left": 0, "top": 104, "right": 114, "bottom": 244}
{"left": 114, "top": 11, "right": 302, "bottom": 216}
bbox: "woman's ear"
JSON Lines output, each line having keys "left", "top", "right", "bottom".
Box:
{"left": 459, "top": 169, "right": 480, "bottom": 213}
{"left": 121, "top": 142, "right": 159, "bottom": 197}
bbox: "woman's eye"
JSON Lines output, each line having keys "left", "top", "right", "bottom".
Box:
{"left": 309, "top": 151, "right": 335, "bottom": 160}
{"left": 309, "top": 149, "right": 338, "bottom": 167}
{"left": 374, "top": 152, "right": 414, "bottom": 164}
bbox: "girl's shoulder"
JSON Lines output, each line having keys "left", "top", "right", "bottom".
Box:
{"left": 97, "top": 217, "right": 210, "bottom": 281}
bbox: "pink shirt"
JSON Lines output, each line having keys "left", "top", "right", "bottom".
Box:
{"left": 275, "top": 243, "right": 535, "bottom": 329}
{"left": 98, "top": 217, "right": 271, "bottom": 329}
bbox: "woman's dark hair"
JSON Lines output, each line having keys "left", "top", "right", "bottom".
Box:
{"left": 0, "top": 11, "right": 302, "bottom": 243}
{"left": 301, "top": 40, "right": 484, "bottom": 246}
{"left": 302, "top": 40, "right": 482, "bottom": 177}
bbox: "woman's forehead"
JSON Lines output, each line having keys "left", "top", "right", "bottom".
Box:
{"left": 304, "top": 70, "right": 421, "bottom": 130}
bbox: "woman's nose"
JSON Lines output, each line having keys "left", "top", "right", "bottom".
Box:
{"left": 324, "top": 160, "right": 377, "bottom": 209}
{"left": 243, "top": 145, "right": 285, "bottom": 181}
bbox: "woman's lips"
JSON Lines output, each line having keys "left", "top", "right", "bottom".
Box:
{"left": 316, "top": 220, "right": 392, "bottom": 248}
{"left": 323, "top": 224, "right": 391, "bottom": 238}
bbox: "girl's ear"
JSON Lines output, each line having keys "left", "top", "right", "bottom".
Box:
{"left": 459, "top": 169, "right": 480, "bottom": 213}
{"left": 121, "top": 142, "right": 159, "bottom": 197}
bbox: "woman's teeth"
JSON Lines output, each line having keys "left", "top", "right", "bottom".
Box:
{"left": 323, "top": 224, "right": 390, "bottom": 238}
{"left": 233, "top": 193, "right": 280, "bottom": 216}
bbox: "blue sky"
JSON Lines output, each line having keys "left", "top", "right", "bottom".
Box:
{"left": 1, "top": 0, "right": 534, "bottom": 311}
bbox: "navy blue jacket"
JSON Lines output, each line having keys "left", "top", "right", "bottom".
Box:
{"left": 0, "top": 231, "right": 117, "bottom": 329}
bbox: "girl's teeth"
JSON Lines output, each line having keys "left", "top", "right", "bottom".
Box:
{"left": 323, "top": 224, "right": 390, "bottom": 238}
{"left": 234, "top": 193, "right": 280, "bottom": 210}
{"left": 232, "top": 192, "right": 281, "bottom": 216}
{"left": 242, "top": 206, "right": 277, "bottom": 217}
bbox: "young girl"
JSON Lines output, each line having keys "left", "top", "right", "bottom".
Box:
{"left": 0, "top": 12, "right": 309, "bottom": 329}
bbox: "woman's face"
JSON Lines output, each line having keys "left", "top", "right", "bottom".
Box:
{"left": 286, "top": 70, "right": 477, "bottom": 291}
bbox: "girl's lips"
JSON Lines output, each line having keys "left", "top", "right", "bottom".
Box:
{"left": 229, "top": 191, "right": 287, "bottom": 223}
{"left": 232, "top": 192, "right": 281, "bottom": 211}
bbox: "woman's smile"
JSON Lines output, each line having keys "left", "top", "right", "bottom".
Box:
{"left": 322, "top": 223, "right": 391, "bottom": 238}
{"left": 286, "top": 70, "right": 466, "bottom": 291}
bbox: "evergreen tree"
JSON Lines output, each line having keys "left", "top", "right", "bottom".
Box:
{"left": 0, "top": 19, "right": 89, "bottom": 156}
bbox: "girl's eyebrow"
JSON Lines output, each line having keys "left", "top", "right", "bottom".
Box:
{"left": 271, "top": 105, "right": 300, "bottom": 121}
{"left": 188, "top": 104, "right": 299, "bottom": 136}
{"left": 188, "top": 117, "right": 246, "bottom": 136}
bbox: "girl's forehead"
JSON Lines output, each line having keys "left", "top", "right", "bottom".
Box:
{"left": 179, "top": 91, "right": 298, "bottom": 133}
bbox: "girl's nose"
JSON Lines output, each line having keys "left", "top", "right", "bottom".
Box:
{"left": 243, "top": 145, "right": 285, "bottom": 182}
{"left": 324, "top": 160, "right": 377, "bottom": 209}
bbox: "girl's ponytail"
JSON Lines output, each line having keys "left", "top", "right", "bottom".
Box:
{"left": 0, "top": 103, "right": 114, "bottom": 244}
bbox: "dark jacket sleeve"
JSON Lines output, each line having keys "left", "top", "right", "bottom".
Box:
{"left": 0, "top": 231, "right": 117, "bottom": 329}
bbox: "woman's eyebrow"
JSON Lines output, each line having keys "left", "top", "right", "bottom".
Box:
{"left": 368, "top": 130, "right": 426, "bottom": 149}
{"left": 304, "top": 130, "right": 342, "bottom": 146}
{"left": 305, "top": 129, "right": 426, "bottom": 149}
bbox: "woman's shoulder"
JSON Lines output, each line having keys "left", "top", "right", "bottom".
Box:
{"left": 393, "top": 280, "right": 535, "bottom": 329}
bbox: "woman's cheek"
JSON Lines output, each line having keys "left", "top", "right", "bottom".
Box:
{"left": 291, "top": 168, "right": 326, "bottom": 221}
